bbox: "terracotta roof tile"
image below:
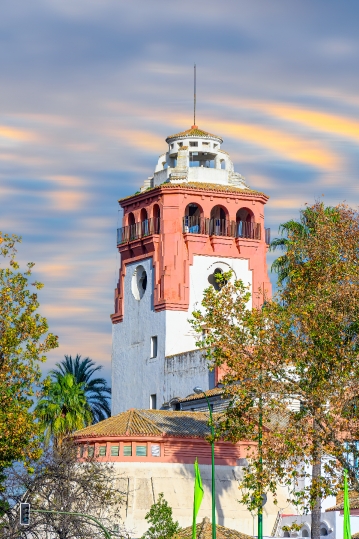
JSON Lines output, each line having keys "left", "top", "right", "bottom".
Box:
{"left": 119, "top": 182, "right": 268, "bottom": 203}
{"left": 166, "top": 127, "right": 223, "bottom": 143}
{"left": 73, "top": 409, "right": 219, "bottom": 439}
{"left": 178, "top": 387, "right": 225, "bottom": 403}
{"left": 176, "top": 517, "right": 252, "bottom": 539}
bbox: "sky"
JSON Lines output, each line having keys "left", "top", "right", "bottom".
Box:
{"left": 2, "top": 0, "right": 359, "bottom": 384}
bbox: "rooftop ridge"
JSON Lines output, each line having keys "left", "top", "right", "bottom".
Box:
{"left": 166, "top": 126, "right": 223, "bottom": 143}
{"left": 119, "top": 182, "right": 268, "bottom": 204}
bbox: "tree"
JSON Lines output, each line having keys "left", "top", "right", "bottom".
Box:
{"left": 51, "top": 354, "right": 111, "bottom": 422}
{"left": 0, "top": 441, "right": 127, "bottom": 539}
{"left": 191, "top": 203, "right": 359, "bottom": 539}
{"left": 0, "top": 232, "right": 58, "bottom": 475}
{"left": 35, "top": 373, "right": 92, "bottom": 447}
{"left": 142, "top": 493, "right": 180, "bottom": 539}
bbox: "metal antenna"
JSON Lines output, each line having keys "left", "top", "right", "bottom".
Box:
{"left": 194, "top": 63, "right": 196, "bottom": 127}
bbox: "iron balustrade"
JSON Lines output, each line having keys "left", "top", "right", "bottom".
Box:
{"left": 235, "top": 220, "right": 261, "bottom": 240}
{"left": 117, "top": 218, "right": 160, "bottom": 245}
{"left": 265, "top": 227, "right": 271, "bottom": 245}
{"left": 181, "top": 217, "right": 266, "bottom": 241}
{"left": 182, "top": 216, "right": 207, "bottom": 234}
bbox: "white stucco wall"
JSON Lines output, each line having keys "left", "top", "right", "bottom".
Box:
{"left": 112, "top": 257, "right": 166, "bottom": 414}
{"left": 112, "top": 255, "right": 252, "bottom": 413}
{"left": 113, "top": 461, "right": 293, "bottom": 538}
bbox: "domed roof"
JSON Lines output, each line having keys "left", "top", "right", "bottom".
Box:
{"left": 166, "top": 125, "right": 223, "bottom": 144}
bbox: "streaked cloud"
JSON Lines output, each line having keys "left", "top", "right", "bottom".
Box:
{"left": 1, "top": 0, "right": 359, "bottom": 385}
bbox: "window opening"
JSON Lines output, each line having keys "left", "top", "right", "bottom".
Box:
{"left": 98, "top": 445, "right": 107, "bottom": 457}
{"left": 111, "top": 445, "right": 119, "bottom": 457}
{"left": 136, "top": 445, "right": 147, "bottom": 457}
{"left": 150, "top": 337, "right": 158, "bottom": 358}
{"left": 189, "top": 141, "right": 198, "bottom": 147}
{"left": 150, "top": 394, "right": 157, "bottom": 409}
{"left": 123, "top": 445, "right": 132, "bottom": 456}
{"left": 88, "top": 446, "right": 94, "bottom": 458}
{"left": 151, "top": 444, "right": 160, "bottom": 457}
{"left": 132, "top": 265, "right": 147, "bottom": 300}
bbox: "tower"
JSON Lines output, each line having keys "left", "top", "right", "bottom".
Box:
{"left": 111, "top": 125, "right": 271, "bottom": 414}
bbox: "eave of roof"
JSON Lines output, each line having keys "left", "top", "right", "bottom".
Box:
{"left": 176, "top": 517, "right": 252, "bottom": 539}
{"left": 166, "top": 126, "right": 223, "bottom": 143}
{"left": 178, "top": 387, "right": 225, "bottom": 403}
{"left": 119, "top": 181, "right": 268, "bottom": 204}
{"left": 73, "top": 409, "right": 221, "bottom": 439}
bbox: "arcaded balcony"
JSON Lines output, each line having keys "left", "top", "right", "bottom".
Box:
{"left": 117, "top": 217, "right": 160, "bottom": 245}
{"left": 182, "top": 216, "right": 270, "bottom": 244}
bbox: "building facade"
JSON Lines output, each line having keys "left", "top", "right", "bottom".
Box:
{"left": 111, "top": 125, "right": 271, "bottom": 414}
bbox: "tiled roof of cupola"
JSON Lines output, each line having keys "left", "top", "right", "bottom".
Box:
{"left": 176, "top": 517, "right": 252, "bottom": 539}
{"left": 73, "top": 409, "right": 220, "bottom": 439}
{"left": 166, "top": 125, "right": 223, "bottom": 143}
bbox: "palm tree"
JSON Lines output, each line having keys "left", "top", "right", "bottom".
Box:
{"left": 270, "top": 204, "right": 339, "bottom": 284}
{"left": 35, "top": 373, "right": 92, "bottom": 447}
{"left": 50, "top": 355, "right": 111, "bottom": 423}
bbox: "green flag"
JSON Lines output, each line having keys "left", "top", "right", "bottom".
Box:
{"left": 192, "top": 457, "right": 204, "bottom": 539}
{"left": 344, "top": 469, "right": 351, "bottom": 539}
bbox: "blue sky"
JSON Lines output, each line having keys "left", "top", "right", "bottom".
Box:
{"left": 2, "top": 0, "right": 359, "bottom": 383}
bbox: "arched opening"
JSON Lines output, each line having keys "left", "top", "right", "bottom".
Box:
{"left": 283, "top": 532, "right": 290, "bottom": 538}
{"left": 127, "top": 212, "right": 136, "bottom": 241}
{"left": 220, "top": 159, "right": 226, "bottom": 170}
{"left": 183, "top": 203, "right": 203, "bottom": 234}
{"left": 320, "top": 526, "right": 328, "bottom": 536}
{"left": 152, "top": 204, "right": 161, "bottom": 234}
{"left": 210, "top": 205, "right": 229, "bottom": 236}
{"left": 236, "top": 208, "right": 259, "bottom": 240}
{"left": 208, "top": 267, "right": 228, "bottom": 291}
{"left": 140, "top": 208, "right": 149, "bottom": 236}
{"left": 127, "top": 212, "right": 135, "bottom": 226}
{"left": 236, "top": 207, "right": 254, "bottom": 223}
{"left": 301, "top": 529, "right": 309, "bottom": 537}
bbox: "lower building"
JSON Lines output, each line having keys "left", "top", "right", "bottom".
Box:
{"left": 74, "top": 408, "right": 294, "bottom": 538}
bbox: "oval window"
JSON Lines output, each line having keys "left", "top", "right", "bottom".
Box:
{"left": 132, "top": 265, "right": 147, "bottom": 300}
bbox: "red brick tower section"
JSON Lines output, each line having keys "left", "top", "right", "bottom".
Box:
{"left": 111, "top": 181, "right": 271, "bottom": 325}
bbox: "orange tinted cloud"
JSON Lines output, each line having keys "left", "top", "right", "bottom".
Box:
{"left": 0, "top": 125, "right": 37, "bottom": 142}
{"left": 208, "top": 119, "right": 339, "bottom": 171}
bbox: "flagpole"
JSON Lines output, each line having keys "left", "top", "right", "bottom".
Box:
{"left": 344, "top": 469, "right": 351, "bottom": 539}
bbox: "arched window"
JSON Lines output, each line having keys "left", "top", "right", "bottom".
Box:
{"left": 220, "top": 159, "right": 226, "bottom": 170}
{"left": 127, "top": 212, "right": 136, "bottom": 241}
{"left": 152, "top": 204, "right": 161, "bottom": 234}
{"left": 183, "top": 203, "right": 203, "bottom": 234}
{"left": 127, "top": 212, "right": 135, "bottom": 226}
{"left": 210, "top": 205, "right": 229, "bottom": 236}
{"left": 302, "top": 529, "right": 309, "bottom": 537}
{"left": 236, "top": 207, "right": 254, "bottom": 223}
{"left": 140, "top": 208, "right": 149, "bottom": 236}
{"left": 236, "top": 208, "right": 258, "bottom": 240}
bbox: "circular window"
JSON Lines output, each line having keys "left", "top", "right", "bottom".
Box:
{"left": 132, "top": 265, "right": 147, "bottom": 300}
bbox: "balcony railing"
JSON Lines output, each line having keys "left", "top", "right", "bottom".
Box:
{"left": 182, "top": 216, "right": 207, "bottom": 234}
{"left": 117, "top": 218, "right": 160, "bottom": 245}
{"left": 182, "top": 217, "right": 263, "bottom": 240}
{"left": 236, "top": 220, "right": 261, "bottom": 240}
{"left": 265, "top": 228, "right": 271, "bottom": 245}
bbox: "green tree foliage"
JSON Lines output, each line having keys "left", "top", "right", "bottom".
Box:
{"left": 191, "top": 203, "right": 359, "bottom": 539}
{"left": 0, "top": 232, "right": 58, "bottom": 473}
{"left": 51, "top": 354, "right": 111, "bottom": 422}
{"left": 35, "top": 373, "right": 92, "bottom": 447}
{"left": 142, "top": 493, "right": 180, "bottom": 539}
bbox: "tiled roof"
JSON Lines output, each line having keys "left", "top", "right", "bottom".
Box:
{"left": 119, "top": 182, "right": 268, "bottom": 203}
{"left": 166, "top": 126, "right": 223, "bottom": 143}
{"left": 326, "top": 492, "right": 359, "bottom": 512}
{"left": 176, "top": 517, "right": 252, "bottom": 539}
{"left": 178, "top": 387, "right": 225, "bottom": 403}
{"left": 73, "top": 409, "right": 219, "bottom": 439}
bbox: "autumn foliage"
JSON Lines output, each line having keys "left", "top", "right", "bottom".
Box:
{"left": 191, "top": 203, "right": 359, "bottom": 536}
{"left": 0, "top": 233, "right": 58, "bottom": 473}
